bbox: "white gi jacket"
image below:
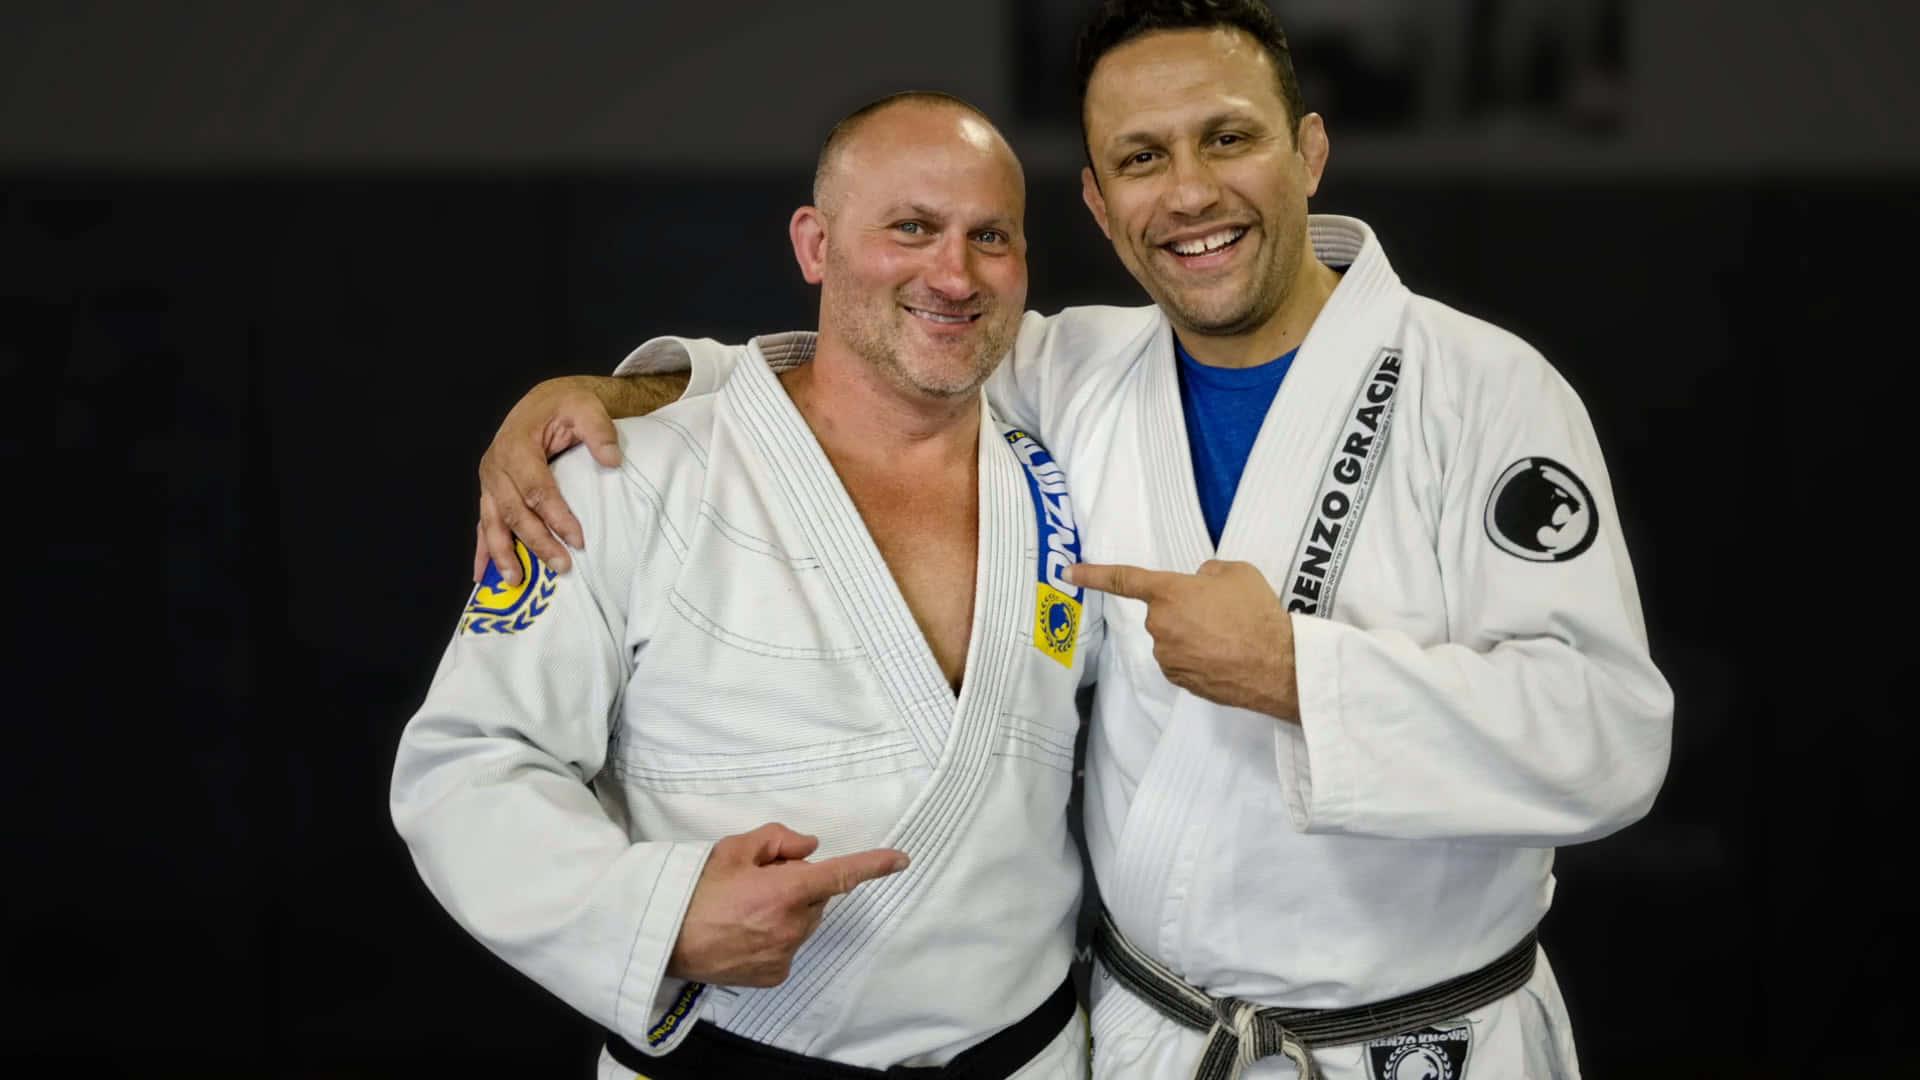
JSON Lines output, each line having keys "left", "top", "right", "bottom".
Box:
{"left": 392, "top": 336, "right": 1102, "bottom": 1070}
{"left": 645, "top": 218, "right": 1672, "bottom": 1065}
{"left": 987, "top": 217, "right": 1672, "bottom": 1014}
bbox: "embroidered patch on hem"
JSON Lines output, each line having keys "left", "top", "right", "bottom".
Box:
{"left": 1365, "top": 1023, "right": 1472, "bottom": 1080}
{"left": 647, "top": 982, "right": 705, "bottom": 1047}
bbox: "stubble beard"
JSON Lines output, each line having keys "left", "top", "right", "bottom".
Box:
{"left": 824, "top": 274, "right": 1012, "bottom": 401}
{"left": 1152, "top": 210, "right": 1307, "bottom": 340}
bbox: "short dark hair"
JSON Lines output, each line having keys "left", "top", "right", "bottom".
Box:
{"left": 1074, "top": 0, "right": 1307, "bottom": 153}
{"left": 812, "top": 90, "right": 998, "bottom": 207}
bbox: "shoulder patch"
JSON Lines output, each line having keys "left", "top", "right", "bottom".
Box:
{"left": 1484, "top": 457, "right": 1597, "bottom": 562}
{"left": 463, "top": 540, "right": 559, "bottom": 635}
{"left": 1366, "top": 1022, "right": 1472, "bottom": 1080}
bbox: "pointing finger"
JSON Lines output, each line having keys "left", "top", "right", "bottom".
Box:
{"left": 792, "top": 848, "right": 910, "bottom": 904}
{"left": 1063, "top": 562, "right": 1170, "bottom": 601}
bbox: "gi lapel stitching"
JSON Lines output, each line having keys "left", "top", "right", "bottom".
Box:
{"left": 1140, "top": 320, "right": 1217, "bottom": 571}
{"left": 720, "top": 358, "right": 1027, "bottom": 1050}
{"left": 726, "top": 346, "right": 954, "bottom": 765}
{"left": 1104, "top": 320, "right": 1226, "bottom": 956}
{"left": 1105, "top": 217, "right": 1411, "bottom": 966}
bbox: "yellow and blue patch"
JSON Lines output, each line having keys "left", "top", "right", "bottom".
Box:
{"left": 462, "top": 540, "right": 559, "bottom": 635}
{"left": 647, "top": 982, "right": 705, "bottom": 1048}
{"left": 1005, "top": 430, "right": 1082, "bottom": 668}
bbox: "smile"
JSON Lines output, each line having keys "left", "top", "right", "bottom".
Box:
{"left": 905, "top": 306, "right": 980, "bottom": 325}
{"left": 1163, "top": 227, "right": 1248, "bottom": 257}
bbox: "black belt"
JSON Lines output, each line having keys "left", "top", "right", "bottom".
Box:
{"left": 605, "top": 976, "right": 1076, "bottom": 1079}
{"left": 1094, "top": 909, "right": 1537, "bottom": 1080}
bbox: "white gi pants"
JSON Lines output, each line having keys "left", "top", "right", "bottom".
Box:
{"left": 594, "top": 1008, "right": 1090, "bottom": 1080}
{"left": 1086, "top": 951, "right": 1579, "bottom": 1080}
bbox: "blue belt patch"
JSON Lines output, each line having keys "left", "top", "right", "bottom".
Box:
{"left": 1004, "top": 430, "right": 1082, "bottom": 668}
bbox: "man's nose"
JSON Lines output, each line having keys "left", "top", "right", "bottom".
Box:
{"left": 923, "top": 233, "right": 978, "bottom": 301}
{"left": 1164, "top": 150, "right": 1222, "bottom": 216}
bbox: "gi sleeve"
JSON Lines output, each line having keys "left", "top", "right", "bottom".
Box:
{"left": 982, "top": 310, "right": 1054, "bottom": 433}
{"left": 390, "top": 439, "right": 712, "bottom": 1053}
{"left": 984, "top": 306, "right": 1163, "bottom": 441}
{"left": 1280, "top": 342, "right": 1674, "bottom": 845}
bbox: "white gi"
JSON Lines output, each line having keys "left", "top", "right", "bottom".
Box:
{"left": 392, "top": 335, "right": 1100, "bottom": 1077}
{"left": 619, "top": 216, "right": 1674, "bottom": 1080}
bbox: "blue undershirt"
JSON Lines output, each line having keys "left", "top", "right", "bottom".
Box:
{"left": 1175, "top": 335, "right": 1297, "bottom": 546}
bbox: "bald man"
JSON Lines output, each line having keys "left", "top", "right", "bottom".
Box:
{"left": 391, "top": 92, "right": 1099, "bottom": 1080}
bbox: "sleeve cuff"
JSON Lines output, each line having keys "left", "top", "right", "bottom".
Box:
{"left": 1277, "top": 614, "right": 1356, "bottom": 834}
{"left": 612, "top": 840, "right": 715, "bottom": 1055}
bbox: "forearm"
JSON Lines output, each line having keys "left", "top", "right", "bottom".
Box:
{"left": 598, "top": 372, "right": 691, "bottom": 419}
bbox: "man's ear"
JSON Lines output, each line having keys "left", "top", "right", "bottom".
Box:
{"left": 1080, "top": 167, "right": 1111, "bottom": 240}
{"left": 1296, "top": 113, "right": 1330, "bottom": 199}
{"left": 790, "top": 206, "right": 828, "bottom": 284}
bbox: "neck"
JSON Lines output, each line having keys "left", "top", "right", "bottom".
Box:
{"left": 1176, "top": 254, "right": 1341, "bottom": 369}
{"left": 783, "top": 332, "right": 982, "bottom": 473}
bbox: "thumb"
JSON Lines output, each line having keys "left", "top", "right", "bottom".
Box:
{"left": 795, "top": 848, "right": 910, "bottom": 903}
{"left": 748, "top": 822, "right": 820, "bottom": 865}
{"left": 580, "top": 407, "right": 623, "bottom": 467}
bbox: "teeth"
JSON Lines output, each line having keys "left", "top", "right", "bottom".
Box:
{"left": 909, "top": 308, "right": 971, "bottom": 324}
{"left": 1169, "top": 228, "right": 1246, "bottom": 256}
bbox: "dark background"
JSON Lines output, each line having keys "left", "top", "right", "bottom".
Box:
{"left": 6, "top": 2, "right": 1915, "bottom": 1077}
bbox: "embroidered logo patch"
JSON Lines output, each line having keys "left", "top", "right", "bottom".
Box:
{"left": 463, "top": 540, "right": 559, "bottom": 635}
{"left": 647, "top": 981, "right": 705, "bottom": 1048}
{"left": 1484, "top": 457, "right": 1597, "bottom": 562}
{"left": 1005, "top": 430, "right": 1082, "bottom": 668}
{"left": 1365, "top": 1023, "right": 1472, "bottom": 1080}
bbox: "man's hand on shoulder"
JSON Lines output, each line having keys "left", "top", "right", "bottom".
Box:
{"left": 667, "top": 823, "right": 909, "bottom": 988}
{"left": 473, "top": 373, "right": 691, "bottom": 585}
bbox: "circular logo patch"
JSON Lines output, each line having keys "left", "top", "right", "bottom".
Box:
{"left": 1382, "top": 1044, "right": 1454, "bottom": 1080}
{"left": 1484, "top": 456, "right": 1597, "bottom": 562}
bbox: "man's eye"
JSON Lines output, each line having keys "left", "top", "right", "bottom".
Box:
{"left": 976, "top": 230, "right": 1005, "bottom": 245}
{"left": 897, "top": 221, "right": 924, "bottom": 235}
{"left": 1126, "top": 151, "right": 1156, "bottom": 167}
{"left": 1216, "top": 133, "right": 1241, "bottom": 146}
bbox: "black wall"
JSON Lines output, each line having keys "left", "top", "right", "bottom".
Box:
{"left": 9, "top": 168, "right": 1912, "bottom": 1077}
{"left": 9, "top": 2, "right": 1920, "bottom": 1075}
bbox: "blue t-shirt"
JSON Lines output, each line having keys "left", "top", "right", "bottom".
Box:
{"left": 1175, "top": 336, "right": 1297, "bottom": 546}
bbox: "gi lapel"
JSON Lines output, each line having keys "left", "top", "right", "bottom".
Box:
{"left": 717, "top": 349, "right": 1033, "bottom": 1050}
{"left": 1217, "top": 215, "right": 1409, "bottom": 592}
{"left": 1138, "top": 321, "right": 1217, "bottom": 570}
{"left": 1106, "top": 218, "right": 1413, "bottom": 959}
{"left": 724, "top": 344, "right": 956, "bottom": 765}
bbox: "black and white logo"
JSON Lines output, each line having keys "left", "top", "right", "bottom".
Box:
{"left": 1484, "top": 457, "right": 1597, "bottom": 562}
{"left": 1366, "top": 1023, "right": 1472, "bottom": 1080}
